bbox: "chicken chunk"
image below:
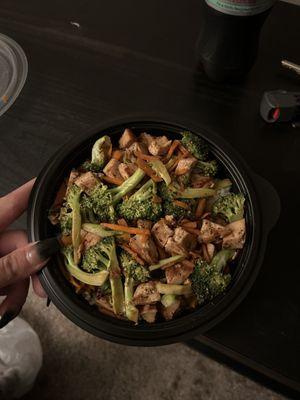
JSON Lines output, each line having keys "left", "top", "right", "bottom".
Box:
{"left": 74, "top": 172, "right": 99, "bottom": 193}
{"left": 206, "top": 243, "right": 215, "bottom": 261}
{"left": 165, "top": 237, "right": 187, "bottom": 256}
{"left": 199, "top": 219, "right": 230, "bottom": 244}
{"left": 137, "top": 220, "right": 153, "bottom": 230}
{"left": 103, "top": 158, "right": 122, "bottom": 180}
{"left": 165, "top": 262, "right": 194, "bottom": 284}
{"left": 151, "top": 219, "right": 174, "bottom": 247}
{"left": 173, "top": 227, "right": 197, "bottom": 251}
{"left": 140, "top": 304, "right": 157, "bottom": 323}
{"left": 129, "top": 235, "right": 158, "bottom": 264}
{"left": 128, "top": 141, "right": 148, "bottom": 155}
{"left": 68, "top": 170, "right": 80, "bottom": 187}
{"left": 148, "top": 136, "right": 172, "bottom": 156}
{"left": 133, "top": 281, "right": 161, "bottom": 305}
{"left": 119, "top": 128, "right": 136, "bottom": 149}
{"left": 222, "top": 219, "right": 246, "bottom": 249}
{"left": 81, "top": 231, "right": 101, "bottom": 251}
{"left": 160, "top": 299, "right": 181, "bottom": 321}
{"left": 139, "top": 132, "right": 154, "bottom": 147}
{"left": 175, "top": 157, "right": 198, "bottom": 176}
{"left": 118, "top": 162, "right": 137, "bottom": 180}
{"left": 165, "top": 215, "right": 177, "bottom": 228}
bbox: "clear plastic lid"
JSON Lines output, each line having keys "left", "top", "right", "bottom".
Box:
{"left": 0, "top": 33, "right": 28, "bottom": 117}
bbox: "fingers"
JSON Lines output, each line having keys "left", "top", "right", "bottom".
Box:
{"left": 0, "top": 178, "right": 36, "bottom": 232}
{"left": 0, "top": 229, "right": 28, "bottom": 256}
{"left": 0, "top": 279, "right": 29, "bottom": 325}
{"left": 31, "top": 274, "right": 47, "bottom": 298}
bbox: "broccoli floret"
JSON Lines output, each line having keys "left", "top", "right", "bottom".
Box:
{"left": 81, "top": 135, "right": 112, "bottom": 171}
{"left": 158, "top": 182, "right": 195, "bottom": 219}
{"left": 181, "top": 131, "right": 209, "bottom": 161}
{"left": 59, "top": 206, "right": 72, "bottom": 235}
{"left": 196, "top": 159, "right": 218, "bottom": 177}
{"left": 96, "top": 237, "right": 125, "bottom": 315}
{"left": 81, "top": 242, "right": 110, "bottom": 273}
{"left": 191, "top": 249, "right": 235, "bottom": 304}
{"left": 119, "top": 250, "right": 149, "bottom": 283}
{"left": 212, "top": 193, "right": 245, "bottom": 223}
{"left": 117, "top": 179, "right": 163, "bottom": 222}
{"left": 80, "top": 168, "right": 145, "bottom": 222}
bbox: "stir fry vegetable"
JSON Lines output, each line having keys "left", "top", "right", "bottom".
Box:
{"left": 49, "top": 128, "right": 246, "bottom": 324}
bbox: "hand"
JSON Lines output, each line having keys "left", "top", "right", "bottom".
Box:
{"left": 0, "top": 179, "right": 59, "bottom": 328}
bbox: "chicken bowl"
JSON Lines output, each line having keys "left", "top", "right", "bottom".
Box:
{"left": 27, "top": 118, "right": 280, "bottom": 346}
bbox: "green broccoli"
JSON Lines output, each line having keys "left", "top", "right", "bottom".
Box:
{"left": 81, "top": 242, "right": 110, "bottom": 273}
{"left": 181, "top": 131, "right": 209, "bottom": 161}
{"left": 96, "top": 237, "right": 125, "bottom": 315}
{"left": 158, "top": 182, "right": 195, "bottom": 219}
{"left": 80, "top": 168, "right": 145, "bottom": 222}
{"left": 82, "top": 135, "right": 112, "bottom": 171}
{"left": 191, "top": 249, "right": 235, "bottom": 304}
{"left": 117, "top": 179, "right": 163, "bottom": 222}
{"left": 212, "top": 193, "right": 245, "bottom": 223}
{"left": 196, "top": 159, "right": 218, "bottom": 177}
{"left": 119, "top": 250, "right": 150, "bottom": 323}
{"left": 62, "top": 245, "right": 109, "bottom": 286}
{"left": 59, "top": 206, "right": 72, "bottom": 235}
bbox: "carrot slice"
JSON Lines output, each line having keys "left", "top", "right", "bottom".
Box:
{"left": 60, "top": 235, "right": 72, "bottom": 246}
{"left": 119, "top": 244, "right": 145, "bottom": 265}
{"left": 102, "top": 176, "right": 124, "bottom": 185}
{"left": 112, "top": 150, "right": 124, "bottom": 161}
{"left": 196, "top": 198, "right": 206, "bottom": 218}
{"left": 136, "top": 158, "right": 162, "bottom": 182}
{"left": 165, "top": 140, "right": 180, "bottom": 160}
{"left": 101, "top": 223, "right": 150, "bottom": 236}
{"left": 178, "top": 144, "right": 190, "bottom": 156}
{"left": 174, "top": 200, "right": 190, "bottom": 209}
{"left": 181, "top": 221, "right": 197, "bottom": 229}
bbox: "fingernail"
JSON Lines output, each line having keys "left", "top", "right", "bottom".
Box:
{"left": 0, "top": 311, "right": 15, "bottom": 329}
{"left": 27, "top": 238, "right": 61, "bottom": 264}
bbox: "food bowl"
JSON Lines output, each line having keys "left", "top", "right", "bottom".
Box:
{"left": 27, "top": 118, "right": 280, "bottom": 346}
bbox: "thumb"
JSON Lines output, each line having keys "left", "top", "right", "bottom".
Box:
{"left": 0, "top": 238, "right": 60, "bottom": 288}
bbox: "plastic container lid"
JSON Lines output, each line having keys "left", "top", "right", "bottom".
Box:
{"left": 0, "top": 33, "right": 28, "bottom": 117}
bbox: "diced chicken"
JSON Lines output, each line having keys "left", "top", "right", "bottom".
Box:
{"left": 137, "top": 220, "right": 153, "bottom": 230}
{"left": 74, "top": 172, "right": 99, "bottom": 193}
{"left": 165, "top": 237, "right": 187, "bottom": 256}
{"left": 119, "top": 128, "right": 136, "bottom": 149}
{"left": 133, "top": 281, "right": 161, "bottom": 305}
{"left": 148, "top": 136, "right": 172, "bottom": 156}
{"left": 151, "top": 219, "right": 174, "bottom": 247}
{"left": 139, "top": 132, "right": 154, "bottom": 147}
{"left": 199, "top": 219, "right": 230, "bottom": 244}
{"left": 191, "top": 174, "right": 212, "bottom": 188}
{"left": 118, "top": 162, "right": 137, "bottom": 180}
{"left": 175, "top": 157, "right": 198, "bottom": 176}
{"left": 165, "top": 262, "right": 194, "bottom": 284}
{"left": 206, "top": 243, "right": 215, "bottom": 262}
{"left": 103, "top": 158, "right": 122, "bottom": 180}
{"left": 128, "top": 141, "right": 149, "bottom": 156}
{"left": 160, "top": 299, "right": 181, "bottom": 321}
{"left": 117, "top": 218, "right": 128, "bottom": 226}
{"left": 140, "top": 304, "right": 157, "bottom": 323}
{"left": 222, "top": 219, "right": 246, "bottom": 249}
{"left": 81, "top": 231, "right": 101, "bottom": 251}
{"left": 68, "top": 170, "right": 80, "bottom": 187}
{"left": 129, "top": 235, "right": 158, "bottom": 264}
{"left": 173, "top": 227, "right": 197, "bottom": 251}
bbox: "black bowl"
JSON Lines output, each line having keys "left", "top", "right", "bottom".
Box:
{"left": 27, "top": 118, "right": 280, "bottom": 346}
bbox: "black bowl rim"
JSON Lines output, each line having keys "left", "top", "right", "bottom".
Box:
{"left": 28, "top": 117, "right": 269, "bottom": 346}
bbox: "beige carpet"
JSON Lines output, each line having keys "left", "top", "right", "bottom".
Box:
{"left": 19, "top": 286, "right": 286, "bottom": 400}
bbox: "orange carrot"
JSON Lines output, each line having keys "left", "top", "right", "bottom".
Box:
{"left": 117, "top": 218, "right": 128, "bottom": 227}
{"left": 119, "top": 244, "right": 146, "bottom": 265}
{"left": 174, "top": 200, "right": 190, "bottom": 209}
{"left": 165, "top": 140, "right": 180, "bottom": 160}
{"left": 182, "top": 260, "right": 195, "bottom": 268}
{"left": 196, "top": 198, "right": 206, "bottom": 218}
{"left": 101, "top": 223, "right": 150, "bottom": 236}
{"left": 178, "top": 144, "right": 190, "bottom": 156}
{"left": 181, "top": 221, "right": 197, "bottom": 229}
{"left": 102, "top": 176, "right": 124, "bottom": 185}
{"left": 60, "top": 235, "right": 72, "bottom": 246}
{"left": 112, "top": 150, "right": 124, "bottom": 161}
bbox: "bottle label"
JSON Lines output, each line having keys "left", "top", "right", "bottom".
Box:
{"left": 205, "top": 0, "right": 275, "bottom": 16}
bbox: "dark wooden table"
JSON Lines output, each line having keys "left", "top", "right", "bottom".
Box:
{"left": 0, "top": 1, "right": 299, "bottom": 398}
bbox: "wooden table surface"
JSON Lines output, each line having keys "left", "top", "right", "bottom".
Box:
{"left": 0, "top": 1, "right": 299, "bottom": 397}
